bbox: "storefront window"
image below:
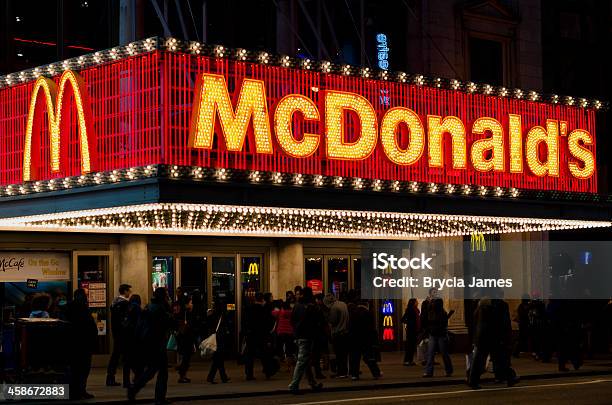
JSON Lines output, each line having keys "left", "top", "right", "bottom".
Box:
{"left": 327, "top": 257, "right": 349, "bottom": 297}
{"left": 305, "top": 256, "right": 323, "bottom": 295}
{"left": 241, "top": 256, "right": 261, "bottom": 304}
{"left": 77, "top": 255, "right": 109, "bottom": 353}
{"left": 152, "top": 256, "right": 174, "bottom": 297}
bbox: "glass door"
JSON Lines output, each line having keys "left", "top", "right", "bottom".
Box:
{"left": 75, "top": 253, "right": 111, "bottom": 354}
{"left": 326, "top": 256, "right": 350, "bottom": 298}
{"left": 211, "top": 256, "right": 237, "bottom": 353}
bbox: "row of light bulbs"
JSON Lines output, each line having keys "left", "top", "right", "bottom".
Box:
{"left": 0, "top": 164, "right": 605, "bottom": 202}
{"left": 1, "top": 203, "right": 608, "bottom": 239}
{"left": 0, "top": 36, "right": 605, "bottom": 111}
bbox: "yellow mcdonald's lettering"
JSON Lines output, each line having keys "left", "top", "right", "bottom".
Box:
{"left": 23, "top": 70, "right": 95, "bottom": 182}
{"left": 383, "top": 316, "right": 393, "bottom": 327}
{"left": 471, "top": 117, "right": 504, "bottom": 172}
{"left": 427, "top": 115, "right": 467, "bottom": 169}
{"left": 274, "top": 94, "right": 320, "bottom": 158}
{"left": 189, "top": 73, "right": 273, "bottom": 153}
{"left": 380, "top": 107, "right": 424, "bottom": 165}
{"left": 526, "top": 120, "right": 559, "bottom": 177}
{"left": 325, "top": 90, "right": 378, "bottom": 160}
{"left": 567, "top": 129, "right": 595, "bottom": 179}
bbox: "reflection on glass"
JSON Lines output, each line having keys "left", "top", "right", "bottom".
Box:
{"left": 241, "top": 256, "right": 261, "bottom": 305}
{"left": 327, "top": 257, "right": 349, "bottom": 297}
{"left": 212, "top": 257, "right": 236, "bottom": 306}
{"left": 305, "top": 257, "right": 323, "bottom": 295}
{"left": 152, "top": 256, "right": 174, "bottom": 294}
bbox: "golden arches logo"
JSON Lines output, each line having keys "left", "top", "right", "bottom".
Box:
{"left": 383, "top": 315, "right": 393, "bottom": 327}
{"left": 247, "top": 262, "right": 259, "bottom": 275}
{"left": 23, "top": 70, "right": 95, "bottom": 182}
{"left": 471, "top": 233, "right": 487, "bottom": 252}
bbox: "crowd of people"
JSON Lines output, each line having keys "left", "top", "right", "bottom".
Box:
{"left": 20, "top": 284, "right": 612, "bottom": 403}
{"left": 100, "top": 284, "right": 383, "bottom": 402}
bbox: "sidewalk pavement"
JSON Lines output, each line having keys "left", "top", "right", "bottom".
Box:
{"left": 83, "top": 352, "right": 612, "bottom": 403}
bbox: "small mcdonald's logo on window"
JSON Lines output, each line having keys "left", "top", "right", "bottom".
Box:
{"left": 382, "top": 328, "right": 394, "bottom": 341}
{"left": 471, "top": 233, "right": 487, "bottom": 252}
{"left": 381, "top": 301, "right": 394, "bottom": 314}
{"left": 248, "top": 262, "right": 259, "bottom": 275}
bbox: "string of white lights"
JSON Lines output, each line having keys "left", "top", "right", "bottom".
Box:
{"left": 0, "top": 203, "right": 608, "bottom": 239}
{"left": 0, "top": 37, "right": 605, "bottom": 110}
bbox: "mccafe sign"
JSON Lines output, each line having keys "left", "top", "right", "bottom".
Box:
{"left": 2, "top": 49, "right": 597, "bottom": 193}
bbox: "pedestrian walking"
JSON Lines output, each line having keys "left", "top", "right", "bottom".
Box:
{"left": 324, "top": 293, "right": 350, "bottom": 378}
{"left": 555, "top": 300, "right": 583, "bottom": 372}
{"left": 175, "top": 294, "right": 195, "bottom": 383}
{"left": 288, "top": 287, "right": 324, "bottom": 394}
{"left": 206, "top": 300, "right": 231, "bottom": 384}
{"left": 106, "top": 283, "right": 131, "bottom": 387}
{"left": 468, "top": 296, "right": 518, "bottom": 389}
{"left": 513, "top": 295, "right": 531, "bottom": 357}
{"left": 401, "top": 298, "right": 421, "bottom": 366}
{"left": 128, "top": 287, "right": 174, "bottom": 405}
{"left": 422, "top": 298, "right": 453, "bottom": 378}
{"left": 65, "top": 288, "right": 98, "bottom": 400}
{"left": 124, "top": 294, "right": 143, "bottom": 385}
{"left": 273, "top": 299, "right": 296, "bottom": 371}
{"left": 348, "top": 294, "right": 382, "bottom": 381}
{"left": 243, "top": 292, "right": 276, "bottom": 380}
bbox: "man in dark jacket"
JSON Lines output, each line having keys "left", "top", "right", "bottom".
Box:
{"left": 243, "top": 292, "right": 275, "bottom": 380}
{"left": 348, "top": 297, "right": 381, "bottom": 380}
{"left": 66, "top": 288, "right": 98, "bottom": 400}
{"left": 128, "top": 287, "right": 174, "bottom": 405}
{"left": 106, "top": 283, "right": 131, "bottom": 387}
{"left": 468, "top": 296, "right": 518, "bottom": 389}
{"left": 288, "top": 287, "right": 324, "bottom": 393}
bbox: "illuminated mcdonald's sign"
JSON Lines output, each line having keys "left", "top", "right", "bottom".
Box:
{"left": 382, "top": 300, "right": 394, "bottom": 314}
{"left": 382, "top": 328, "right": 394, "bottom": 341}
{"left": 247, "top": 262, "right": 259, "bottom": 275}
{"left": 471, "top": 233, "right": 487, "bottom": 252}
{"left": 383, "top": 315, "right": 393, "bottom": 327}
{"left": 0, "top": 45, "right": 597, "bottom": 193}
{"left": 22, "top": 70, "right": 96, "bottom": 182}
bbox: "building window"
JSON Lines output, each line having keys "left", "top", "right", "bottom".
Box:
{"left": 469, "top": 37, "right": 504, "bottom": 86}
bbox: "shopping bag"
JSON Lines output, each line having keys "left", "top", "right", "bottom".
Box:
{"left": 166, "top": 333, "right": 177, "bottom": 351}
{"left": 465, "top": 352, "right": 473, "bottom": 372}
{"left": 199, "top": 333, "right": 217, "bottom": 358}
{"left": 199, "top": 315, "right": 222, "bottom": 358}
{"left": 416, "top": 338, "right": 429, "bottom": 363}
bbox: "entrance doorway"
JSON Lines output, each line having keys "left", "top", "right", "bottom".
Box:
{"left": 175, "top": 253, "right": 264, "bottom": 354}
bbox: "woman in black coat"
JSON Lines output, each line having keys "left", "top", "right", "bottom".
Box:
{"left": 401, "top": 298, "right": 421, "bottom": 365}
{"left": 65, "top": 288, "right": 98, "bottom": 400}
{"left": 206, "top": 300, "right": 230, "bottom": 383}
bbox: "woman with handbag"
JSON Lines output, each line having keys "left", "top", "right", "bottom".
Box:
{"left": 206, "top": 300, "right": 230, "bottom": 384}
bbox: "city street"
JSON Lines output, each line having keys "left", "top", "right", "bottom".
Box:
{"left": 189, "top": 376, "right": 612, "bottom": 405}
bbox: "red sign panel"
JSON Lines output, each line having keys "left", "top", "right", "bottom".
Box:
{"left": 0, "top": 50, "right": 597, "bottom": 192}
